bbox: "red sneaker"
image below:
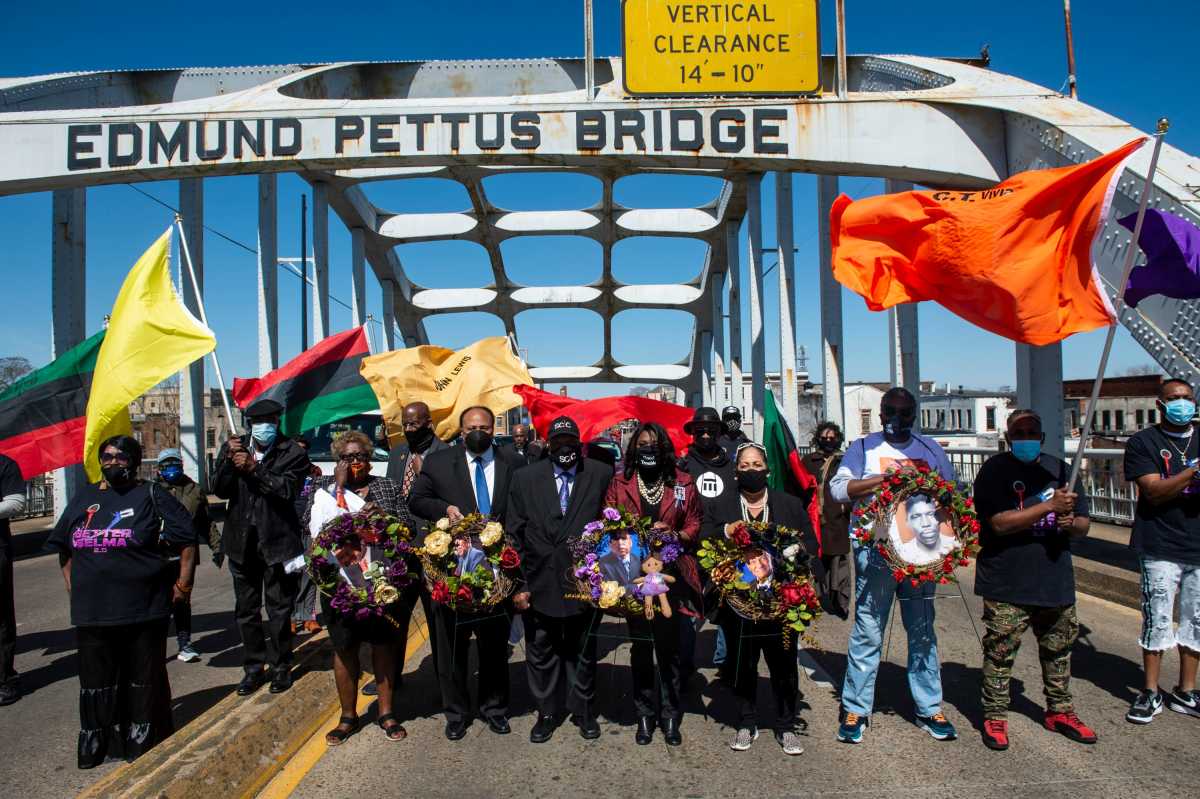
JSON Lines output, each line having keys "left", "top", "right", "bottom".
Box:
{"left": 1044, "top": 711, "right": 1097, "bottom": 744}
{"left": 981, "top": 719, "right": 1009, "bottom": 750}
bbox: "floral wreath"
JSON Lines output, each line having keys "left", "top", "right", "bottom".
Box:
{"left": 698, "top": 520, "right": 821, "bottom": 643}
{"left": 850, "top": 464, "right": 980, "bottom": 587}
{"left": 568, "top": 505, "right": 684, "bottom": 617}
{"left": 419, "top": 513, "right": 521, "bottom": 612}
{"left": 307, "top": 509, "right": 416, "bottom": 621}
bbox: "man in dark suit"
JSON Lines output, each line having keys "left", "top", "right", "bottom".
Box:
{"left": 212, "top": 398, "right": 311, "bottom": 696}
{"left": 409, "top": 405, "right": 520, "bottom": 740}
{"left": 502, "top": 423, "right": 537, "bottom": 466}
{"left": 507, "top": 415, "right": 611, "bottom": 743}
{"left": 598, "top": 533, "right": 641, "bottom": 591}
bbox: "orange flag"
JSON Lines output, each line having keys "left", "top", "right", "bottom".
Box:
{"left": 830, "top": 138, "right": 1146, "bottom": 345}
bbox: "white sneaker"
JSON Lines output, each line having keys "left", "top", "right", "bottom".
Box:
{"left": 776, "top": 730, "right": 804, "bottom": 756}
{"left": 177, "top": 644, "right": 200, "bottom": 663}
{"left": 729, "top": 727, "right": 758, "bottom": 751}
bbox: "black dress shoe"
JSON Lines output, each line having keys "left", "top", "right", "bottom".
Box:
{"left": 269, "top": 666, "right": 293, "bottom": 694}
{"left": 574, "top": 713, "right": 601, "bottom": 740}
{"left": 236, "top": 669, "right": 267, "bottom": 696}
{"left": 530, "top": 714, "right": 558, "bottom": 743}
{"left": 635, "top": 716, "right": 655, "bottom": 745}
{"left": 444, "top": 720, "right": 469, "bottom": 741}
{"left": 0, "top": 679, "right": 21, "bottom": 706}
{"left": 486, "top": 716, "right": 511, "bottom": 735}
{"left": 661, "top": 717, "right": 682, "bottom": 746}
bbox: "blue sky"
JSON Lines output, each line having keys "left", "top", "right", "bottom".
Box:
{"left": 0, "top": 1, "right": 1196, "bottom": 400}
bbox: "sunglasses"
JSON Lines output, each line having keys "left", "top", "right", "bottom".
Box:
{"left": 99, "top": 452, "right": 132, "bottom": 465}
{"left": 339, "top": 452, "right": 370, "bottom": 463}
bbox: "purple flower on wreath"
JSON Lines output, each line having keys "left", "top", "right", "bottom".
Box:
{"left": 588, "top": 571, "right": 603, "bottom": 587}
{"left": 603, "top": 507, "right": 621, "bottom": 522}
{"left": 590, "top": 586, "right": 602, "bottom": 601}
{"left": 658, "top": 543, "right": 683, "bottom": 564}
{"left": 584, "top": 552, "right": 598, "bottom": 566}
{"left": 355, "top": 607, "right": 372, "bottom": 621}
{"left": 573, "top": 564, "right": 591, "bottom": 580}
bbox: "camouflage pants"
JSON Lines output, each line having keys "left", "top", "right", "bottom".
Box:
{"left": 981, "top": 600, "right": 1077, "bottom": 720}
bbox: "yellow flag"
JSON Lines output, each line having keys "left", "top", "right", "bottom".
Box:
{"left": 361, "top": 336, "right": 532, "bottom": 443}
{"left": 83, "top": 228, "right": 216, "bottom": 481}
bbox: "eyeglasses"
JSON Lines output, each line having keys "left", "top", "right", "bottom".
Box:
{"left": 339, "top": 452, "right": 370, "bottom": 463}
{"left": 99, "top": 452, "right": 132, "bottom": 465}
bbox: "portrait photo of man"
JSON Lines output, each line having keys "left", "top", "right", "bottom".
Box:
{"left": 599, "top": 532, "right": 642, "bottom": 591}
{"left": 888, "top": 493, "right": 958, "bottom": 565}
{"left": 739, "top": 548, "right": 775, "bottom": 591}
{"left": 454, "top": 536, "right": 488, "bottom": 577}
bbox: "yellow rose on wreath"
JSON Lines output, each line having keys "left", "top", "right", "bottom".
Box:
{"left": 435, "top": 517, "right": 451, "bottom": 531}
{"left": 598, "top": 580, "right": 626, "bottom": 609}
{"left": 424, "top": 531, "right": 452, "bottom": 557}
{"left": 375, "top": 583, "right": 400, "bottom": 605}
{"left": 480, "top": 521, "right": 503, "bottom": 547}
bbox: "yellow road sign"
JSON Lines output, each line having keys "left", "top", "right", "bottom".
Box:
{"left": 622, "top": 1, "right": 821, "bottom": 96}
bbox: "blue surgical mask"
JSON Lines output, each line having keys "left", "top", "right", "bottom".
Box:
{"left": 1010, "top": 440, "right": 1041, "bottom": 464}
{"left": 251, "top": 422, "right": 277, "bottom": 447}
{"left": 1161, "top": 399, "right": 1196, "bottom": 426}
{"left": 159, "top": 464, "right": 184, "bottom": 483}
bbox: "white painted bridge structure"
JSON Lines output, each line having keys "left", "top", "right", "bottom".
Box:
{"left": 2, "top": 54, "right": 1199, "bottom": 488}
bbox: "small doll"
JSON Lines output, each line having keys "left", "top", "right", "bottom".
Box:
{"left": 633, "top": 554, "right": 675, "bottom": 620}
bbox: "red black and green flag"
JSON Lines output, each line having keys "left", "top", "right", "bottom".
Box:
{"left": 232, "top": 327, "right": 379, "bottom": 436}
{"left": 762, "top": 389, "right": 823, "bottom": 552}
{"left": 0, "top": 331, "right": 105, "bottom": 479}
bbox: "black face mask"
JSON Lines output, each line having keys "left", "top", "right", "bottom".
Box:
{"left": 552, "top": 443, "right": 581, "bottom": 470}
{"left": 465, "top": 430, "right": 493, "bottom": 454}
{"left": 736, "top": 468, "right": 768, "bottom": 493}
{"left": 404, "top": 425, "right": 434, "bottom": 453}
{"left": 693, "top": 431, "right": 720, "bottom": 454}
{"left": 818, "top": 438, "right": 839, "bottom": 453}
{"left": 102, "top": 464, "right": 136, "bottom": 487}
{"left": 724, "top": 418, "right": 741, "bottom": 434}
{"left": 882, "top": 414, "right": 914, "bottom": 442}
{"left": 636, "top": 446, "right": 660, "bottom": 471}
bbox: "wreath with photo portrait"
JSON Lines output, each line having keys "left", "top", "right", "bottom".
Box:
{"left": 567, "top": 505, "right": 685, "bottom": 617}
{"left": 698, "top": 520, "right": 822, "bottom": 641}
{"left": 851, "top": 464, "right": 980, "bottom": 586}
{"left": 307, "top": 509, "right": 416, "bottom": 621}
{"left": 419, "top": 513, "right": 521, "bottom": 612}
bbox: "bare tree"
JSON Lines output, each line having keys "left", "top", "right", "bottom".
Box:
{"left": 0, "top": 357, "right": 32, "bottom": 392}
{"left": 1122, "top": 363, "right": 1159, "bottom": 376}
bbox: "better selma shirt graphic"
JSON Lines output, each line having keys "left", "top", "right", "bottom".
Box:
{"left": 73, "top": 507, "right": 136, "bottom": 552}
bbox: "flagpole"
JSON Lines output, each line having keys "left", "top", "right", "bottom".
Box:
{"left": 1068, "top": 119, "right": 1169, "bottom": 489}
{"left": 174, "top": 216, "right": 241, "bottom": 437}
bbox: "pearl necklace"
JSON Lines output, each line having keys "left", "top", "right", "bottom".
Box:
{"left": 740, "top": 490, "right": 769, "bottom": 524}
{"left": 637, "top": 472, "right": 665, "bottom": 505}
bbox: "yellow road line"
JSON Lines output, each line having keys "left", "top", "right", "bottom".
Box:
{"left": 257, "top": 615, "right": 430, "bottom": 799}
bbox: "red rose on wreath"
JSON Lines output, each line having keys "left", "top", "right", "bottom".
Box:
{"left": 360, "top": 527, "right": 380, "bottom": 545}
{"left": 881, "top": 490, "right": 894, "bottom": 503}
{"left": 455, "top": 584, "right": 474, "bottom": 604}
{"left": 778, "top": 583, "right": 805, "bottom": 607}
{"left": 499, "top": 546, "right": 521, "bottom": 570}
{"left": 893, "top": 569, "right": 905, "bottom": 581}
{"left": 431, "top": 580, "right": 450, "bottom": 604}
{"left": 334, "top": 544, "right": 362, "bottom": 568}
{"left": 730, "top": 525, "right": 752, "bottom": 548}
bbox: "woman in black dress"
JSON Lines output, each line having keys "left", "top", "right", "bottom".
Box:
{"left": 302, "top": 430, "right": 409, "bottom": 744}
{"left": 47, "top": 435, "right": 198, "bottom": 769}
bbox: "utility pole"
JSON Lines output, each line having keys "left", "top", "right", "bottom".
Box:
{"left": 300, "top": 193, "right": 308, "bottom": 351}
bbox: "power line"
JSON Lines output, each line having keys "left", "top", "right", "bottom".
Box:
{"left": 125, "top": 183, "right": 387, "bottom": 330}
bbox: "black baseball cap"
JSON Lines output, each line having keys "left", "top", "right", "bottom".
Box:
{"left": 548, "top": 415, "right": 580, "bottom": 440}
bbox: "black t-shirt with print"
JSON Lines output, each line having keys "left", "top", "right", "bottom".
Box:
{"left": 0, "top": 454, "right": 25, "bottom": 545}
{"left": 46, "top": 481, "right": 195, "bottom": 626}
{"left": 973, "top": 452, "right": 1088, "bottom": 607}
{"left": 1124, "top": 425, "right": 1200, "bottom": 566}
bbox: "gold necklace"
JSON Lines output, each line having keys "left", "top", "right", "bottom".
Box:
{"left": 637, "top": 472, "right": 665, "bottom": 505}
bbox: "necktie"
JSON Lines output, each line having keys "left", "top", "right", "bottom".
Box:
{"left": 623, "top": 559, "right": 630, "bottom": 581}
{"left": 558, "top": 472, "right": 571, "bottom": 515}
{"left": 401, "top": 453, "right": 420, "bottom": 497}
{"left": 474, "top": 457, "right": 491, "bottom": 515}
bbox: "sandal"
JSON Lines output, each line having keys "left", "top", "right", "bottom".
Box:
{"left": 325, "top": 715, "right": 359, "bottom": 746}
{"left": 378, "top": 713, "right": 408, "bottom": 742}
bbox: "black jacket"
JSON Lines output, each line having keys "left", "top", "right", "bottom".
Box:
{"left": 408, "top": 444, "right": 521, "bottom": 532}
{"left": 719, "top": 429, "right": 750, "bottom": 460}
{"left": 385, "top": 436, "right": 449, "bottom": 536}
{"left": 678, "top": 446, "right": 738, "bottom": 508}
{"left": 498, "top": 443, "right": 537, "bottom": 467}
{"left": 212, "top": 435, "right": 310, "bottom": 566}
{"left": 700, "top": 488, "right": 825, "bottom": 583}
{"left": 506, "top": 458, "right": 611, "bottom": 618}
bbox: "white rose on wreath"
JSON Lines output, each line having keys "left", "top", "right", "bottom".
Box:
{"left": 598, "top": 580, "right": 626, "bottom": 609}
{"left": 783, "top": 544, "right": 800, "bottom": 562}
{"left": 424, "top": 531, "right": 452, "bottom": 557}
{"left": 435, "top": 517, "right": 451, "bottom": 531}
{"left": 375, "top": 584, "right": 400, "bottom": 605}
{"left": 480, "top": 521, "right": 503, "bottom": 547}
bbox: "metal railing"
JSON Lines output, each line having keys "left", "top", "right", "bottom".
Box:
{"left": 19, "top": 475, "right": 53, "bottom": 520}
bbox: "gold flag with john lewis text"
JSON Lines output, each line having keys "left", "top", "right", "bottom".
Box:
{"left": 360, "top": 336, "right": 532, "bottom": 444}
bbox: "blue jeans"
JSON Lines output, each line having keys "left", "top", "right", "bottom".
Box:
{"left": 841, "top": 543, "right": 942, "bottom": 717}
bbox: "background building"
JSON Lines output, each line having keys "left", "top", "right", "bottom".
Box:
{"left": 1063, "top": 373, "right": 1163, "bottom": 440}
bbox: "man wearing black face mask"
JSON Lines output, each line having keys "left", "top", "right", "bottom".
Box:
{"left": 507, "top": 415, "right": 610, "bottom": 743}
{"left": 678, "top": 407, "right": 738, "bottom": 507}
{"left": 802, "top": 423, "right": 852, "bottom": 619}
{"left": 409, "top": 405, "right": 520, "bottom": 740}
{"left": 828, "top": 388, "right": 959, "bottom": 745}
{"left": 719, "top": 405, "right": 750, "bottom": 459}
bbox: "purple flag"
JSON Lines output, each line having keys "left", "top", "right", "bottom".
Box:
{"left": 1119, "top": 209, "right": 1200, "bottom": 307}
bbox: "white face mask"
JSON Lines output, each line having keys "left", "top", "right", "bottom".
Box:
{"left": 251, "top": 422, "right": 277, "bottom": 447}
